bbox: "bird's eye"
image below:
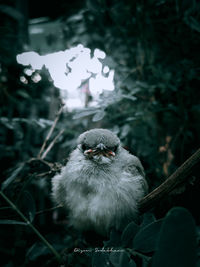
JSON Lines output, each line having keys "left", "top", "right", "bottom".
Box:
{"left": 81, "top": 144, "right": 88, "bottom": 151}
{"left": 107, "top": 145, "right": 118, "bottom": 152}
{"left": 113, "top": 146, "right": 118, "bottom": 152}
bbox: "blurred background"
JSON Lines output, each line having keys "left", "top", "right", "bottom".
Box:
{"left": 0, "top": 0, "right": 200, "bottom": 266}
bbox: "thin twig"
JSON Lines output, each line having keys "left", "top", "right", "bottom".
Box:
{"left": 127, "top": 248, "right": 151, "bottom": 261}
{"left": 38, "top": 106, "right": 64, "bottom": 159}
{"left": 0, "top": 190, "right": 62, "bottom": 263}
{"left": 139, "top": 147, "right": 200, "bottom": 213}
{"left": 41, "top": 129, "right": 64, "bottom": 159}
{"left": 0, "top": 206, "right": 11, "bottom": 210}
{"left": 36, "top": 205, "right": 63, "bottom": 215}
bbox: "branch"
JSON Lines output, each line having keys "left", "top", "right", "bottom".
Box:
{"left": 36, "top": 204, "right": 63, "bottom": 215}
{"left": 139, "top": 147, "right": 200, "bottom": 213}
{"left": 0, "top": 191, "right": 62, "bottom": 263}
{"left": 41, "top": 129, "right": 64, "bottom": 160}
{"left": 37, "top": 105, "right": 64, "bottom": 159}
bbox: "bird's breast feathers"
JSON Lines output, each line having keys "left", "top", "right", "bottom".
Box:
{"left": 52, "top": 147, "right": 147, "bottom": 234}
{"left": 51, "top": 129, "right": 148, "bottom": 235}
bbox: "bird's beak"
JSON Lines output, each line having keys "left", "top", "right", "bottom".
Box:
{"left": 96, "top": 143, "right": 106, "bottom": 150}
{"left": 107, "top": 151, "right": 115, "bottom": 157}
{"left": 84, "top": 148, "right": 93, "bottom": 156}
{"left": 84, "top": 143, "right": 115, "bottom": 158}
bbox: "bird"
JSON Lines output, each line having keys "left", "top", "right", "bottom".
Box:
{"left": 51, "top": 128, "right": 148, "bottom": 236}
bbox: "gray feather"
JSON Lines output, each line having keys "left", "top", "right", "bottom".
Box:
{"left": 51, "top": 128, "right": 148, "bottom": 236}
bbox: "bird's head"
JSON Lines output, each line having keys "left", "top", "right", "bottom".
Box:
{"left": 77, "top": 128, "right": 120, "bottom": 164}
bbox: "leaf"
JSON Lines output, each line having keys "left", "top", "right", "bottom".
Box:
{"left": 121, "top": 221, "right": 139, "bottom": 247}
{"left": 196, "top": 259, "right": 200, "bottom": 267}
{"left": 92, "top": 252, "right": 111, "bottom": 267}
{"left": 109, "top": 251, "right": 128, "bottom": 267}
{"left": 1, "top": 163, "right": 24, "bottom": 191}
{"left": 0, "top": 220, "right": 27, "bottom": 225}
{"left": 0, "top": 117, "right": 53, "bottom": 130}
{"left": 0, "top": 117, "right": 14, "bottom": 129}
{"left": 19, "top": 191, "right": 36, "bottom": 222}
{"left": 152, "top": 207, "right": 197, "bottom": 267}
{"left": 0, "top": 4, "right": 23, "bottom": 20}
{"left": 26, "top": 242, "right": 50, "bottom": 261}
{"left": 103, "top": 228, "right": 121, "bottom": 247}
{"left": 126, "top": 117, "right": 138, "bottom": 122}
{"left": 109, "top": 251, "right": 136, "bottom": 267}
{"left": 16, "top": 90, "right": 30, "bottom": 99}
{"left": 87, "top": 0, "right": 106, "bottom": 12}
{"left": 120, "top": 124, "right": 130, "bottom": 138}
{"left": 128, "top": 260, "right": 137, "bottom": 267}
{"left": 140, "top": 212, "right": 156, "bottom": 228}
{"left": 142, "top": 257, "right": 151, "bottom": 267}
{"left": 34, "top": 118, "right": 53, "bottom": 128}
{"left": 73, "top": 108, "right": 97, "bottom": 119}
{"left": 133, "top": 219, "right": 163, "bottom": 253}
{"left": 135, "top": 81, "right": 149, "bottom": 89}
{"left": 184, "top": 15, "right": 200, "bottom": 33}
{"left": 122, "top": 94, "right": 137, "bottom": 101}
{"left": 92, "top": 110, "right": 106, "bottom": 121}
{"left": 67, "top": 13, "right": 83, "bottom": 23}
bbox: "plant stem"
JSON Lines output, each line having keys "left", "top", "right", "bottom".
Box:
{"left": 0, "top": 190, "right": 62, "bottom": 263}
{"left": 36, "top": 204, "right": 62, "bottom": 215}
{"left": 41, "top": 129, "right": 64, "bottom": 159}
{"left": 139, "top": 147, "right": 200, "bottom": 213}
{"left": 127, "top": 248, "right": 151, "bottom": 261}
{"left": 38, "top": 105, "right": 64, "bottom": 159}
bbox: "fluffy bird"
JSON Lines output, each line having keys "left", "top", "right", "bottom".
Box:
{"left": 52, "top": 128, "right": 148, "bottom": 236}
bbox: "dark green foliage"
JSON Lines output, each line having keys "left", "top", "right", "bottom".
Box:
{"left": 133, "top": 219, "right": 163, "bottom": 253}
{"left": 121, "top": 221, "right": 139, "bottom": 247}
{"left": 18, "top": 190, "right": 36, "bottom": 222}
{"left": 92, "top": 252, "right": 111, "bottom": 267}
{"left": 109, "top": 251, "right": 137, "bottom": 267}
{"left": 26, "top": 242, "right": 52, "bottom": 261}
{"left": 0, "top": 0, "right": 200, "bottom": 266}
{"left": 1, "top": 163, "right": 25, "bottom": 190}
{"left": 152, "top": 207, "right": 197, "bottom": 267}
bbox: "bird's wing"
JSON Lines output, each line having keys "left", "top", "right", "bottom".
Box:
{"left": 51, "top": 171, "right": 67, "bottom": 207}
{"left": 124, "top": 153, "right": 148, "bottom": 194}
